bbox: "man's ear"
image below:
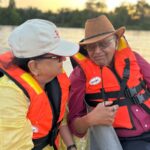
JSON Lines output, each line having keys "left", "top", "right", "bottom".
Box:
{"left": 28, "top": 60, "right": 39, "bottom": 76}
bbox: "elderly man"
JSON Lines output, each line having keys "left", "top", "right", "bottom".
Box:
{"left": 68, "top": 15, "right": 150, "bottom": 150}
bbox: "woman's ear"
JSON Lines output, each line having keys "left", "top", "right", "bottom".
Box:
{"left": 115, "top": 36, "right": 119, "bottom": 50}
{"left": 28, "top": 60, "right": 39, "bottom": 76}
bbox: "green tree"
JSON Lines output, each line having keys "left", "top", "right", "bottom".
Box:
{"left": 130, "top": 0, "right": 150, "bottom": 30}
{"left": 113, "top": 6, "right": 130, "bottom": 28}
{"left": 0, "top": 8, "right": 21, "bottom": 25}
{"left": 135, "top": 0, "right": 149, "bottom": 19}
{"left": 8, "top": 0, "right": 16, "bottom": 9}
{"left": 0, "top": 0, "right": 150, "bottom": 30}
{"left": 85, "top": 0, "right": 107, "bottom": 12}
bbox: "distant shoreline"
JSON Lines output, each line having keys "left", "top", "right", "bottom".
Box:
{"left": 0, "top": 0, "right": 150, "bottom": 30}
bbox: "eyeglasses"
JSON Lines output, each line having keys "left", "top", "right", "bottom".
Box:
{"left": 84, "top": 37, "right": 116, "bottom": 52}
{"left": 34, "top": 55, "right": 64, "bottom": 62}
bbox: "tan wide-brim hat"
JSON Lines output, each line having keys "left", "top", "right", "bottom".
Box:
{"left": 80, "top": 15, "right": 126, "bottom": 46}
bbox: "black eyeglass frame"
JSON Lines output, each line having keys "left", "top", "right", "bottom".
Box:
{"left": 31, "top": 55, "right": 64, "bottom": 62}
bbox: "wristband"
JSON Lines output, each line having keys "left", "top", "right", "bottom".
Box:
{"left": 67, "top": 144, "right": 77, "bottom": 150}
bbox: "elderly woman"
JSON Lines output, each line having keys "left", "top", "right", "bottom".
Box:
{"left": 0, "top": 19, "right": 79, "bottom": 150}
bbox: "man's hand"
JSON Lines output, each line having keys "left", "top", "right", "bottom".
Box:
{"left": 86, "top": 101, "right": 119, "bottom": 126}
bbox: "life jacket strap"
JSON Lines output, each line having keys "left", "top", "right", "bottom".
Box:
{"left": 85, "top": 80, "right": 146, "bottom": 101}
{"left": 85, "top": 91, "right": 121, "bottom": 100}
{"left": 49, "top": 121, "right": 61, "bottom": 147}
{"left": 32, "top": 135, "right": 49, "bottom": 150}
{"left": 32, "top": 121, "right": 61, "bottom": 150}
{"left": 85, "top": 91, "right": 150, "bottom": 107}
{"left": 124, "top": 80, "right": 146, "bottom": 98}
{"left": 116, "top": 58, "right": 130, "bottom": 103}
{"left": 131, "top": 91, "right": 150, "bottom": 105}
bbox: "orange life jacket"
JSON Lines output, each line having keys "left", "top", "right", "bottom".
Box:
{"left": 0, "top": 51, "right": 70, "bottom": 150}
{"left": 72, "top": 37, "right": 150, "bottom": 130}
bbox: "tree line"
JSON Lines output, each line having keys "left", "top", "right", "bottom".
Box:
{"left": 0, "top": 0, "right": 150, "bottom": 30}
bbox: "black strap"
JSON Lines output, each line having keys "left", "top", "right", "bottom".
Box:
{"left": 32, "top": 78, "right": 62, "bottom": 150}
{"left": 116, "top": 59, "right": 130, "bottom": 103}
{"left": 100, "top": 68, "right": 108, "bottom": 101}
{"left": 49, "top": 121, "right": 61, "bottom": 146}
{"left": 45, "top": 78, "right": 61, "bottom": 148}
{"left": 85, "top": 80, "right": 145, "bottom": 101}
{"left": 32, "top": 135, "right": 50, "bottom": 150}
{"left": 85, "top": 97, "right": 132, "bottom": 107}
{"left": 113, "top": 98, "right": 132, "bottom": 106}
{"left": 80, "top": 31, "right": 113, "bottom": 42}
{"left": 0, "top": 70, "right": 4, "bottom": 77}
{"left": 124, "top": 80, "right": 146, "bottom": 98}
{"left": 86, "top": 92, "right": 150, "bottom": 107}
{"left": 114, "top": 91, "right": 150, "bottom": 106}
{"left": 32, "top": 121, "right": 61, "bottom": 150}
{"left": 45, "top": 78, "right": 61, "bottom": 124}
{"left": 131, "top": 91, "right": 150, "bottom": 104}
{"left": 85, "top": 91, "right": 122, "bottom": 100}
{"left": 85, "top": 99, "right": 101, "bottom": 107}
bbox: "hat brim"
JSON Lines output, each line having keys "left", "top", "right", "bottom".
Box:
{"left": 80, "top": 26, "right": 126, "bottom": 46}
{"left": 49, "top": 39, "right": 79, "bottom": 56}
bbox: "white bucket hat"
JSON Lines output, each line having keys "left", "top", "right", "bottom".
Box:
{"left": 8, "top": 19, "right": 79, "bottom": 58}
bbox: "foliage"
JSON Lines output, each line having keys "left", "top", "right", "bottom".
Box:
{"left": 8, "top": 0, "right": 16, "bottom": 9}
{"left": 0, "top": 0, "right": 150, "bottom": 30}
{"left": 0, "top": 8, "right": 21, "bottom": 25}
{"left": 85, "top": 0, "right": 107, "bottom": 12}
{"left": 113, "top": 6, "right": 129, "bottom": 27}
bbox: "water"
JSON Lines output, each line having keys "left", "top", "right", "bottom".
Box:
{"left": 0, "top": 26, "right": 150, "bottom": 75}
{"left": 0, "top": 26, "right": 150, "bottom": 150}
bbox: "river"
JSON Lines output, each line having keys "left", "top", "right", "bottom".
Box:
{"left": 0, "top": 26, "right": 149, "bottom": 75}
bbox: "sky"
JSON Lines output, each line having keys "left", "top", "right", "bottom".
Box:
{"left": 0, "top": 0, "right": 150, "bottom": 12}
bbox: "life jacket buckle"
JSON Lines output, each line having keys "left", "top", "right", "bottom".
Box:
{"left": 132, "top": 94, "right": 145, "bottom": 104}
{"left": 125, "top": 87, "right": 137, "bottom": 98}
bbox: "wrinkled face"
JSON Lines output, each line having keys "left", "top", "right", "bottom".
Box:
{"left": 84, "top": 35, "right": 117, "bottom": 67}
{"left": 28, "top": 54, "right": 66, "bottom": 87}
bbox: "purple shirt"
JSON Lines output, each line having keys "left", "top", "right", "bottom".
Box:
{"left": 68, "top": 52, "right": 150, "bottom": 138}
